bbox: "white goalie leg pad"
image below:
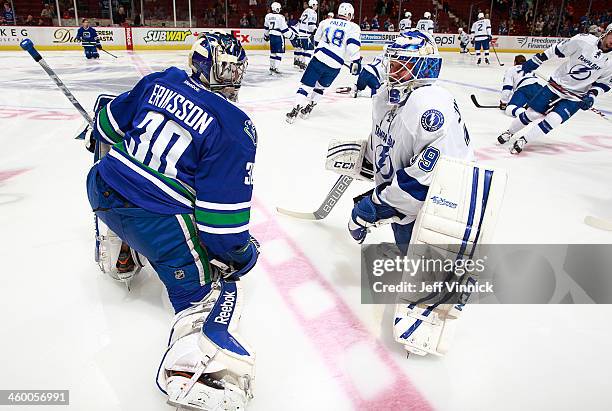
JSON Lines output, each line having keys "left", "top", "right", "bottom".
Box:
{"left": 96, "top": 224, "right": 146, "bottom": 281}
{"left": 394, "top": 156, "right": 508, "bottom": 356}
{"left": 157, "top": 280, "right": 255, "bottom": 411}
{"left": 325, "top": 139, "right": 373, "bottom": 181}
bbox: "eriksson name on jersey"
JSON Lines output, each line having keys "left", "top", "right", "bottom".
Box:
{"left": 148, "top": 84, "right": 214, "bottom": 134}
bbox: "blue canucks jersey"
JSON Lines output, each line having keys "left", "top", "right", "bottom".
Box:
{"left": 93, "top": 67, "right": 257, "bottom": 258}
{"left": 76, "top": 27, "right": 100, "bottom": 46}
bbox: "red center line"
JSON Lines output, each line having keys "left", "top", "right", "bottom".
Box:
{"left": 250, "top": 200, "right": 433, "bottom": 411}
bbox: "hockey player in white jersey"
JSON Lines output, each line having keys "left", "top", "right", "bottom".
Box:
{"left": 458, "top": 27, "right": 469, "bottom": 53}
{"left": 294, "top": 0, "right": 318, "bottom": 70}
{"left": 336, "top": 53, "right": 385, "bottom": 97}
{"left": 497, "top": 29, "right": 612, "bottom": 154}
{"left": 416, "top": 12, "right": 434, "bottom": 34}
{"left": 286, "top": 2, "right": 361, "bottom": 123}
{"left": 470, "top": 12, "right": 492, "bottom": 65}
{"left": 499, "top": 54, "right": 543, "bottom": 117}
{"left": 326, "top": 31, "right": 508, "bottom": 356}
{"left": 264, "top": 2, "right": 296, "bottom": 74}
{"left": 399, "top": 11, "right": 412, "bottom": 30}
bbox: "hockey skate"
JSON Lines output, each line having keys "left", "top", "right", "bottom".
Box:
{"left": 477, "top": 58, "right": 482, "bottom": 65}
{"left": 269, "top": 67, "right": 280, "bottom": 75}
{"left": 299, "top": 102, "right": 316, "bottom": 119}
{"left": 485, "top": 58, "right": 490, "bottom": 64}
{"left": 116, "top": 243, "right": 136, "bottom": 273}
{"left": 497, "top": 130, "right": 513, "bottom": 144}
{"left": 510, "top": 137, "right": 527, "bottom": 154}
{"left": 286, "top": 106, "right": 301, "bottom": 123}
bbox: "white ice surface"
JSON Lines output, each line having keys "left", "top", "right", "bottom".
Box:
{"left": 1, "top": 49, "right": 611, "bottom": 411}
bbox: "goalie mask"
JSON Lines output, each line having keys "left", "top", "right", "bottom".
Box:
{"left": 385, "top": 30, "right": 441, "bottom": 104}
{"left": 189, "top": 31, "right": 248, "bottom": 102}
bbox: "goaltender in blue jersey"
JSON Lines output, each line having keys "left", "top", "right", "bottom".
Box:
{"left": 86, "top": 32, "right": 259, "bottom": 410}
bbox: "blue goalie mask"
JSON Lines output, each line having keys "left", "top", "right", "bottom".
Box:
{"left": 188, "top": 31, "right": 248, "bottom": 101}
{"left": 386, "top": 30, "right": 442, "bottom": 104}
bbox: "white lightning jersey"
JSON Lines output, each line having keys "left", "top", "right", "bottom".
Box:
{"left": 470, "top": 18, "right": 491, "bottom": 41}
{"left": 297, "top": 7, "right": 318, "bottom": 38}
{"left": 363, "top": 53, "right": 385, "bottom": 81}
{"left": 500, "top": 65, "right": 540, "bottom": 103}
{"left": 399, "top": 18, "right": 412, "bottom": 30}
{"left": 541, "top": 33, "right": 612, "bottom": 98}
{"left": 458, "top": 31, "right": 470, "bottom": 44}
{"left": 264, "top": 13, "right": 293, "bottom": 38}
{"left": 313, "top": 18, "right": 361, "bottom": 69}
{"left": 415, "top": 19, "right": 434, "bottom": 34}
{"left": 367, "top": 84, "right": 475, "bottom": 224}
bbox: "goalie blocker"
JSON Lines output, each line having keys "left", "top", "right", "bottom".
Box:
{"left": 393, "top": 157, "right": 507, "bottom": 356}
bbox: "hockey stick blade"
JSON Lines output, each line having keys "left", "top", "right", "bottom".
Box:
{"left": 584, "top": 216, "right": 612, "bottom": 231}
{"left": 276, "top": 175, "right": 354, "bottom": 220}
{"left": 470, "top": 94, "right": 499, "bottom": 109}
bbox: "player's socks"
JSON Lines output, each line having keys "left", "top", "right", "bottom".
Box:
{"left": 510, "top": 137, "right": 527, "bottom": 154}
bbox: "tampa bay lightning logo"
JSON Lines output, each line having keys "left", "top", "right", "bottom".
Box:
{"left": 568, "top": 64, "right": 593, "bottom": 81}
{"left": 243, "top": 119, "right": 257, "bottom": 146}
{"left": 420, "top": 109, "right": 445, "bottom": 132}
{"left": 375, "top": 144, "right": 394, "bottom": 179}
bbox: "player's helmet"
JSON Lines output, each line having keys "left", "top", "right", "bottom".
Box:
{"left": 588, "top": 25, "right": 600, "bottom": 36}
{"left": 308, "top": 0, "right": 318, "bottom": 10}
{"left": 385, "top": 30, "right": 441, "bottom": 104}
{"left": 271, "top": 2, "right": 281, "bottom": 13}
{"left": 424, "top": 12, "right": 431, "bottom": 19}
{"left": 338, "top": 3, "right": 354, "bottom": 21}
{"left": 189, "top": 31, "right": 248, "bottom": 102}
{"left": 405, "top": 12, "right": 412, "bottom": 17}
{"left": 478, "top": 12, "right": 485, "bottom": 19}
{"left": 458, "top": 27, "right": 463, "bottom": 32}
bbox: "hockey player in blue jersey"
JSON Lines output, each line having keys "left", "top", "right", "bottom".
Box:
{"left": 75, "top": 19, "right": 101, "bottom": 59}
{"left": 86, "top": 31, "right": 258, "bottom": 410}
{"left": 286, "top": 2, "right": 362, "bottom": 123}
{"left": 499, "top": 55, "right": 543, "bottom": 117}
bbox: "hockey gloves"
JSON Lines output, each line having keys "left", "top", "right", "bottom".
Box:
{"left": 350, "top": 58, "right": 362, "bottom": 75}
{"left": 211, "top": 236, "right": 260, "bottom": 280}
{"left": 348, "top": 190, "right": 401, "bottom": 243}
{"left": 580, "top": 92, "right": 595, "bottom": 111}
{"left": 520, "top": 52, "right": 546, "bottom": 74}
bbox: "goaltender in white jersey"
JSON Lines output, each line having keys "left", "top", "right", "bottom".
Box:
{"left": 326, "top": 30, "right": 506, "bottom": 357}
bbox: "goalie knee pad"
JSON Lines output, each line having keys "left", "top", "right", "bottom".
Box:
{"left": 157, "top": 280, "right": 255, "bottom": 411}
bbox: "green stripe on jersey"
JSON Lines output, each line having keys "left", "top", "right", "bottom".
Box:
{"left": 195, "top": 209, "right": 250, "bottom": 226}
{"left": 181, "top": 214, "right": 212, "bottom": 284}
{"left": 99, "top": 106, "right": 123, "bottom": 143}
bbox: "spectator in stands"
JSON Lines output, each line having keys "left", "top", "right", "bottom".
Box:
{"left": 288, "top": 14, "right": 298, "bottom": 27}
{"left": 361, "top": 17, "right": 370, "bottom": 30}
{"left": 2, "top": 2, "right": 14, "bottom": 25}
{"left": 24, "top": 14, "right": 36, "bottom": 26}
{"left": 249, "top": 0, "right": 257, "bottom": 6}
{"left": 114, "top": 6, "right": 127, "bottom": 26}
{"left": 133, "top": 13, "right": 141, "bottom": 26}
{"left": 240, "top": 13, "right": 249, "bottom": 27}
{"left": 248, "top": 9, "right": 257, "bottom": 27}
{"left": 37, "top": 17, "right": 45, "bottom": 26}
{"left": 371, "top": 14, "right": 380, "bottom": 30}
{"left": 383, "top": 17, "right": 392, "bottom": 31}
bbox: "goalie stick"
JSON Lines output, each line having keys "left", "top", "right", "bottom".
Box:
{"left": 276, "top": 175, "right": 354, "bottom": 220}
{"left": 584, "top": 216, "right": 612, "bottom": 231}
{"left": 470, "top": 94, "right": 499, "bottom": 109}
{"left": 20, "top": 38, "right": 94, "bottom": 127}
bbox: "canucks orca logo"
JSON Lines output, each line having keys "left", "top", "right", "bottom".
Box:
{"left": 375, "top": 144, "right": 394, "bottom": 179}
{"left": 420, "top": 109, "right": 445, "bottom": 132}
{"left": 568, "top": 64, "right": 593, "bottom": 81}
{"left": 243, "top": 119, "right": 257, "bottom": 146}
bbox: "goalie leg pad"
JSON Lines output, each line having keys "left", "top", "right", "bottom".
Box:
{"left": 394, "top": 157, "right": 508, "bottom": 356}
{"left": 157, "top": 280, "right": 255, "bottom": 411}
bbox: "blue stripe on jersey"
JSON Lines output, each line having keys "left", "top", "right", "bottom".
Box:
{"left": 554, "top": 45, "right": 565, "bottom": 58}
{"left": 396, "top": 169, "right": 428, "bottom": 201}
{"left": 593, "top": 81, "right": 611, "bottom": 93}
{"left": 315, "top": 47, "right": 344, "bottom": 65}
{"left": 347, "top": 38, "right": 361, "bottom": 47}
{"left": 502, "top": 85, "right": 513, "bottom": 91}
{"left": 458, "top": 167, "right": 479, "bottom": 258}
